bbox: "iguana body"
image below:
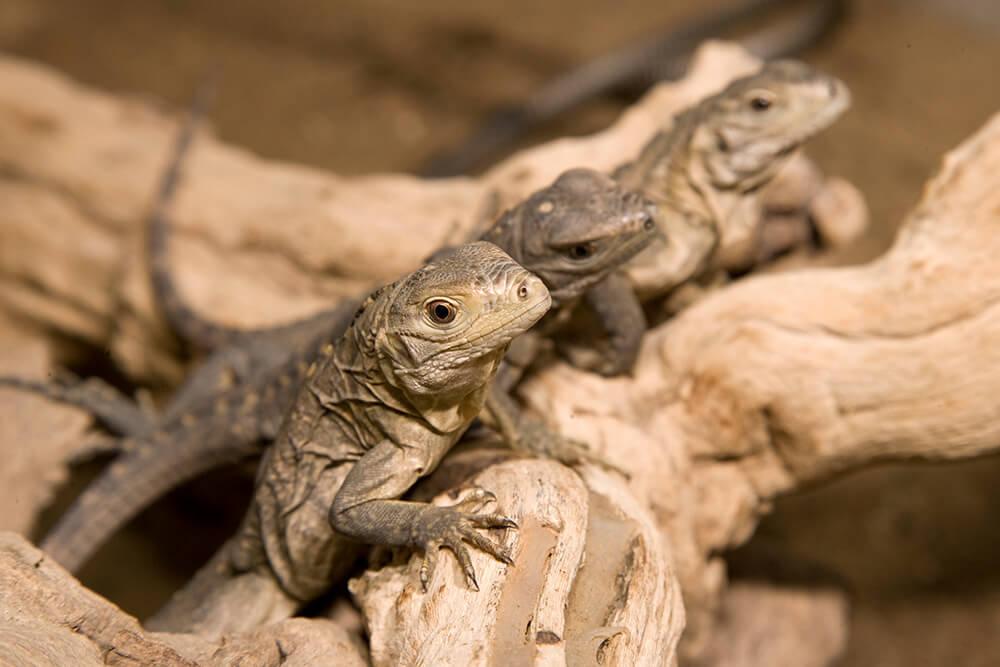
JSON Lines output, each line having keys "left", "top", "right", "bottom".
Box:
{"left": 615, "top": 59, "right": 850, "bottom": 298}
{"left": 145, "top": 241, "right": 551, "bottom": 636}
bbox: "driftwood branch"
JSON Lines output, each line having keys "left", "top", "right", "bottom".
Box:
{"left": 514, "top": 107, "right": 1000, "bottom": 658}
{"left": 3, "top": 38, "right": 996, "bottom": 667}
{"left": 0, "top": 43, "right": 858, "bottom": 383}
{"left": 0, "top": 532, "right": 366, "bottom": 666}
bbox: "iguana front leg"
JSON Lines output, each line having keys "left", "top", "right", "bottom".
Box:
{"left": 330, "top": 440, "right": 515, "bottom": 591}
{"left": 484, "top": 334, "right": 629, "bottom": 476}
{"left": 559, "top": 273, "right": 646, "bottom": 377}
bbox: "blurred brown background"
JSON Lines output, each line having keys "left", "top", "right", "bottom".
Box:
{"left": 2, "top": 1, "right": 999, "bottom": 664}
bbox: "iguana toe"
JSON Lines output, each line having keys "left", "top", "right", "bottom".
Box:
{"left": 413, "top": 504, "right": 516, "bottom": 592}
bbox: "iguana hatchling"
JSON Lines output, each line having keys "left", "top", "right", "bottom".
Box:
{"left": 143, "top": 241, "right": 550, "bottom": 636}
{"left": 616, "top": 58, "right": 850, "bottom": 298}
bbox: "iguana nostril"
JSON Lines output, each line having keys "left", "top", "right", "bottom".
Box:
{"left": 643, "top": 214, "right": 655, "bottom": 231}
{"left": 517, "top": 282, "right": 529, "bottom": 299}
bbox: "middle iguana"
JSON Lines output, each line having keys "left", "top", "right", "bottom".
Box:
{"left": 144, "top": 240, "right": 551, "bottom": 636}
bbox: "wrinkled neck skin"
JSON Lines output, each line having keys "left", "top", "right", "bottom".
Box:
{"left": 617, "top": 111, "right": 721, "bottom": 296}
{"left": 618, "top": 105, "right": 808, "bottom": 297}
{"left": 649, "top": 106, "right": 799, "bottom": 240}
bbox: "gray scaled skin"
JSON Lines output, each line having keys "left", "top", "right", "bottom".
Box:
{"left": 614, "top": 59, "right": 851, "bottom": 299}
{"left": 144, "top": 241, "right": 551, "bottom": 637}
{"left": 24, "top": 166, "right": 654, "bottom": 574}
{"left": 471, "top": 168, "right": 657, "bottom": 468}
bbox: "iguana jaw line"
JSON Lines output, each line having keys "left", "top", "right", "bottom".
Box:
{"left": 398, "top": 289, "right": 551, "bottom": 368}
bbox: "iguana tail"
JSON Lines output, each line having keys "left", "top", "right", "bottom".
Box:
{"left": 0, "top": 374, "right": 151, "bottom": 437}
{"left": 39, "top": 426, "right": 262, "bottom": 573}
{"left": 148, "top": 75, "right": 244, "bottom": 351}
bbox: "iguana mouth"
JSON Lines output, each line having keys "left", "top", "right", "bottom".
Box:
{"left": 547, "top": 226, "right": 654, "bottom": 304}
{"left": 462, "top": 295, "right": 551, "bottom": 347}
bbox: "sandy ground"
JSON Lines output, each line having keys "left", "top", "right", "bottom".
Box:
{"left": 2, "top": 0, "right": 1000, "bottom": 664}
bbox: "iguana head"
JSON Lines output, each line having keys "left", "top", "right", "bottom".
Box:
{"left": 375, "top": 241, "right": 550, "bottom": 402}
{"left": 483, "top": 168, "right": 657, "bottom": 306}
{"left": 692, "top": 59, "right": 850, "bottom": 190}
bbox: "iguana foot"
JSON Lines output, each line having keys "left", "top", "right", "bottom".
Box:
{"left": 415, "top": 489, "right": 517, "bottom": 592}
{"left": 514, "top": 419, "right": 630, "bottom": 478}
{"left": 558, "top": 342, "right": 632, "bottom": 377}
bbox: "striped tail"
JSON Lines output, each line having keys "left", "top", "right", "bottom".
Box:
{"left": 147, "top": 74, "right": 243, "bottom": 351}
{"left": 39, "top": 429, "right": 260, "bottom": 573}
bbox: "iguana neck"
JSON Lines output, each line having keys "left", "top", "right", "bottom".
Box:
{"left": 618, "top": 107, "right": 737, "bottom": 234}
{"left": 330, "top": 283, "right": 501, "bottom": 436}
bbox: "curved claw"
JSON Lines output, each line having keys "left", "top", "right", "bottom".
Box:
{"left": 451, "top": 487, "right": 497, "bottom": 514}
{"left": 467, "top": 512, "right": 518, "bottom": 531}
{"left": 459, "top": 526, "right": 514, "bottom": 565}
{"left": 420, "top": 546, "right": 438, "bottom": 591}
{"left": 445, "top": 536, "right": 479, "bottom": 590}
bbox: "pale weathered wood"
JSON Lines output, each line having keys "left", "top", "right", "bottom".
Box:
{"left": 351, "top": 456, "right": 684, "bottom": 666}
{"left": 517, "top": 109, "right": 1000, "bottom": 658}
{"left": 0, "top": 532, "right": 366, "bottom": 667}
{"left": 689, "top": 582, "right": 849, "bottom": 667}
{"left": 11, "top": 38, "right": 996, "bottom": 667}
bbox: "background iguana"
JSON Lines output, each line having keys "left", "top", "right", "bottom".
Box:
{"left": 144, "top": 241, "right": 551, "bottom": 636}
{"left": 616, "top": 58, "right": 850, "bottom": 299}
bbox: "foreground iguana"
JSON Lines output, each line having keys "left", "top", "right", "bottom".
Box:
{"left": 143, "top": 241, "right": 550, "bottom": 636}
{"left": 25, "top": 163, "right": 654, "bottom": 573}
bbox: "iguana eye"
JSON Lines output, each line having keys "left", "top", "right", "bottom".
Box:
{"left": 567, "top": 243, "right": 595, "bottom": 260}
{"left": 426, "top": 300, "right": 456, "bottom": 324}
{"left": 748, "top": 93, "right": 773, "bottom": 111}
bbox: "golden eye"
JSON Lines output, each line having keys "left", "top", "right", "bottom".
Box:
{"left": 426, "top": 300, "right": 456, "bottom": 324}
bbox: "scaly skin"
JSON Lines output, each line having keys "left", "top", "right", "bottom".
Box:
{"left": 473, "top": 168, "right": 656, "bottom": 467}
{"left": 33, "top": 167, "right": 653, "bottom": 573}
{"left": 37, "top": 303, "right": 359, "bottom": 573}
{"left": 615, "top": 59, "right": 851, "bottom": 298}
{"left": 145, "top": 241, "right": 550, "bottom": 636}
